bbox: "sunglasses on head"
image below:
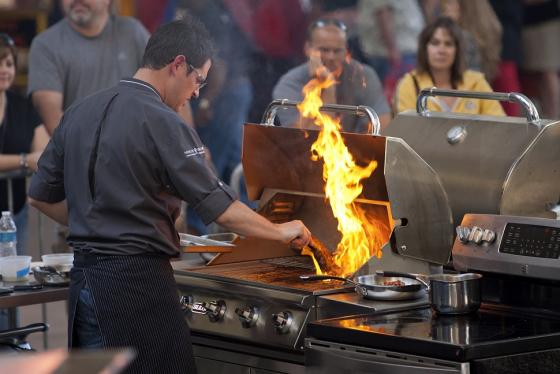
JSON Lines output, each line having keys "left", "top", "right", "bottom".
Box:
{"left": 310, "top": 19, "right": 348, "bottom": 32}
{"left": 0, "top": 33, "right": 15, "bottom": 48}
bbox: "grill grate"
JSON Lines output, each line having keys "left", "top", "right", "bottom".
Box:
{"left": 260, "top": 256, "right": 315, "bottom": 271}
{"left": 179, "top": 256, "right": 346, "bottom": 293}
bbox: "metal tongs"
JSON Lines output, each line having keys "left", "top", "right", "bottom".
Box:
{"left": 179, "top": 233, "right": 237, "bottom": 253}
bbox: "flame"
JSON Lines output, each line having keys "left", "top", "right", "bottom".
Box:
{"left": 301, "top": 246, "right": 325, "bottom": 275}
{"left": 297, "top": 76, "right": 386, "bottom": 277}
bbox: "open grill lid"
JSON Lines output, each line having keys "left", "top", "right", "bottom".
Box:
{"left": 237, "top": 123, "right": 453, "bottom": 266}
{"left": 384, "top": 89, "right": 560, "bottom": 229}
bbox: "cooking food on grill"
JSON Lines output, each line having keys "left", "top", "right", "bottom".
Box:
{"left": 302, "top": 236, "right": 342, "bottom": 275}
{"left": 383, "top": 279, "right": 406, "bottom": 287}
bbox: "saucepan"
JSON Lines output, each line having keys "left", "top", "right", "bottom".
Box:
{"left": 299, "top": 273, "right": 429, "bottom": 301}
{"left": 378, "top": 271, "right": 482, "bottom": 315}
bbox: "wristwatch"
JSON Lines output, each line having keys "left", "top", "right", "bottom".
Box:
{"left": 19, "top": 153, "right": 29, "bottom": 170}
{"left": 198, "top": 98, "right": 211, "bottom": 110}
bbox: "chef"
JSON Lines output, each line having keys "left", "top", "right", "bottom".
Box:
{"left": 28, "top": 16, "right": 311, "bottom": 374}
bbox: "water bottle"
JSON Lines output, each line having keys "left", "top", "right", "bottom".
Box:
{"left": 0, "top": 211, "right": 17, "bottom": 257}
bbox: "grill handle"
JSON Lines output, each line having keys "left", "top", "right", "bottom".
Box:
{"left": 416, "top": 88, "right": 541, "bottom": 124}
{"left": 261, "top": 99, "right": 381, "bottom": 135}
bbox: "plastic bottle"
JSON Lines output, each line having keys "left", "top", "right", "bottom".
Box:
{"left": 0, "top": 211, "right": 17, "bottom": 257}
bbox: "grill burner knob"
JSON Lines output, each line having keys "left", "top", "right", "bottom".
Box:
{"left": 482, "top": 229, "right": 496, "bottom": 244}
{"left": 179, "top": 295, "right": 193, "bottom": 314}
{"left": 235, "top": 306, "right": 259, "bottom": 328}
{"left": 272, "top": 311, "right": 293, "bottom": 334}
{"left": 456, "top": 226, "right": 471, "bottom": 243}
{"left": 468, "top": 226, "right": 484, "bottom": 245}
{"left": 202, "top": 300, "right": 227, "bottom": 322}
{"left": 459, "top": 226, "right": 496, "bottom": 246}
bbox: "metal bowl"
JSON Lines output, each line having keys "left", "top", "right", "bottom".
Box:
{"left": 32, "top": 266, "right": 71, "bottom": 286}
{"left": 429, "top": 273, "right": 482, "bottom": 314}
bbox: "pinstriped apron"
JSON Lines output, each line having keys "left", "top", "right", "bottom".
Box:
{"left": 69, "top": 252, "right": 197, "bottom": 374}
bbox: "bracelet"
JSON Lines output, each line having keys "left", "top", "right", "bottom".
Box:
{"left": 19, "top": 153, "right": 29, "bottom": 169}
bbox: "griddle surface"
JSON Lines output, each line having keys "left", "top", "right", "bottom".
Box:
{"left": 176, "top": 256, "right": 347, "bottom": 294}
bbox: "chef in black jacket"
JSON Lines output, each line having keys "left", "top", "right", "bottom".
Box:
{"left": 28, "top": 17, "right": 311, "bottom": 374}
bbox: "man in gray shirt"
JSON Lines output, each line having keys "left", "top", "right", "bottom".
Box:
{"left": 28, "top": 0, "right": 149, "bottom": 134}
{"left": 273, "top": 19, "right": 391, "bottom": 133}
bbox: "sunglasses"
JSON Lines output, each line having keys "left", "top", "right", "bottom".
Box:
{"left": 310, "top": 19, "right": 348, "bottom": 32}
{"left": 187, "top": 63, "right": 207, "bottom": 89}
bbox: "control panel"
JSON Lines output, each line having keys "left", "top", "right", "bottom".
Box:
{"left": 174, "top": 280, "right": 310, "bottom": 351}
{"left": 453, "top": 214, "right": 560, "bottom": 281}
{"left": 499, "top": 223, "right": 560, "bottom": 259}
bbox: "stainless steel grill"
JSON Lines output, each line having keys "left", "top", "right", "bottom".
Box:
{"left": 173, "top": 102, "right": 453, "bottom": 373}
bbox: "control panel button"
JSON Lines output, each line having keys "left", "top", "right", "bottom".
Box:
{"left": 235, "top": 306, "right": 259, "bottom": 328}
{"left": 272, "top": 311, "right": 293, "bottom": 334}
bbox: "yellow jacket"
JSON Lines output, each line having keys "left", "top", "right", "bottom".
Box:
{"left": 393, "top": 70, "right": 506, "bottom": 116}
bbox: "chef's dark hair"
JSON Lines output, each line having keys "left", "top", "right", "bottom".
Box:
{"left": 141, "top": 14, "right": 215, "bottom": 69}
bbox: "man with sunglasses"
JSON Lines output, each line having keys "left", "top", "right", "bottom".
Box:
{"left": 28, "top": 18, "right": 310, "bottom": 374}
{"left": 273, "top": 19, "right": 391, "bottom": 132}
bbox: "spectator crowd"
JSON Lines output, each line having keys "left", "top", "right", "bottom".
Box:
{"left": 2, "top": 0, "right": 560, "bottom": 238}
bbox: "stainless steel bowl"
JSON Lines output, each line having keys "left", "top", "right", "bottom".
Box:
{"left": 429, "top": 273, "right": 482, "bottom": 314}
{"left": 32, "top": 266, "right": 71, "bottom": 286}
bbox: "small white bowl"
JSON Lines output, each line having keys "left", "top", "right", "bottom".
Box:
{"left": 0, "top": 256, "right": 32, "bottom": 281}
{"left": 42, "top": 253, "right": 74, "bottom": 268}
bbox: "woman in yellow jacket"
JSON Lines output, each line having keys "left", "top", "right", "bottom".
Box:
{"left": 393, "top": 17, "right": 505, "bottom": 116}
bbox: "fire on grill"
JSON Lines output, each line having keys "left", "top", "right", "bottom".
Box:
{"left": 295, "top": 75, "right": 389, "bottom": 277}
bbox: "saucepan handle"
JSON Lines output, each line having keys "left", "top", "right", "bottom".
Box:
{"left": 299, "top": 274, "right": 355, "bottom": 284}
{"left": 375, "top": 270, "right": 430, "bottom": 290}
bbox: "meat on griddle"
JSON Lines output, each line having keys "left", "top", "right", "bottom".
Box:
{"left": 302, "top": 236, "right": 342, "bottom": 275}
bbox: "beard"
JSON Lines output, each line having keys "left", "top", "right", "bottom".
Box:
{"left": 66, "top": 1, "right": 95, "bottom": 27}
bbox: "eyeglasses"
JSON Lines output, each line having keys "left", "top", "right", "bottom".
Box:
{"left": 187, "top": 63, "right": 207, "bottom": 90}
{"left": 309, "top": 19, "right": 348, "bottom": 33}
{"left": 0, "top": 33, "right": 15, "bottom": 48}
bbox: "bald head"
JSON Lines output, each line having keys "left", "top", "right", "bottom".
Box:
{"left": 305, "top": 24, "right": 348, "bottom": 73}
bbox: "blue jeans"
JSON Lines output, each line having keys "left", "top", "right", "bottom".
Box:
{"left": 74, "top": 283, "right": 103, "bottom": 348}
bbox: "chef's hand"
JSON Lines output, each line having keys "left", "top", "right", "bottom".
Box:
{"left": 277, "top": 220, "right": 311, "bottom": 250}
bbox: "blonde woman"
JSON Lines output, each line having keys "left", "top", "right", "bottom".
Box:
{"left": 442, "top": 0, "right": 502, "bottom": 81}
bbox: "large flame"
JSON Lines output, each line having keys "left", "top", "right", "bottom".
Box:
{"left": 298, "top": 76, "right": 386, "bottom": 277}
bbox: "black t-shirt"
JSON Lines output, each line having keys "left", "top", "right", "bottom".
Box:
{"left": 0, "top": 90, "right": 42, "bottom": 214}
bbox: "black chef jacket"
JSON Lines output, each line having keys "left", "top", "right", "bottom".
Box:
{"left": 29, "top": 78, "right": 237, "bottom": 256}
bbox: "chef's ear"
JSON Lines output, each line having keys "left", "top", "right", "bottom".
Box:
{"left": 169, "top": 55, "right": 187, "bottom": 70}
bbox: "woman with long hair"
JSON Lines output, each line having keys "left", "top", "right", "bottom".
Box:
{"left": 393, "top": 17, "right": 505, "bottom": 116}
{"left": 442, "top": 0, "right": 502, "bottom": 81}
{"left": 0, "top": 33, "right": 49, "bottom": 254}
